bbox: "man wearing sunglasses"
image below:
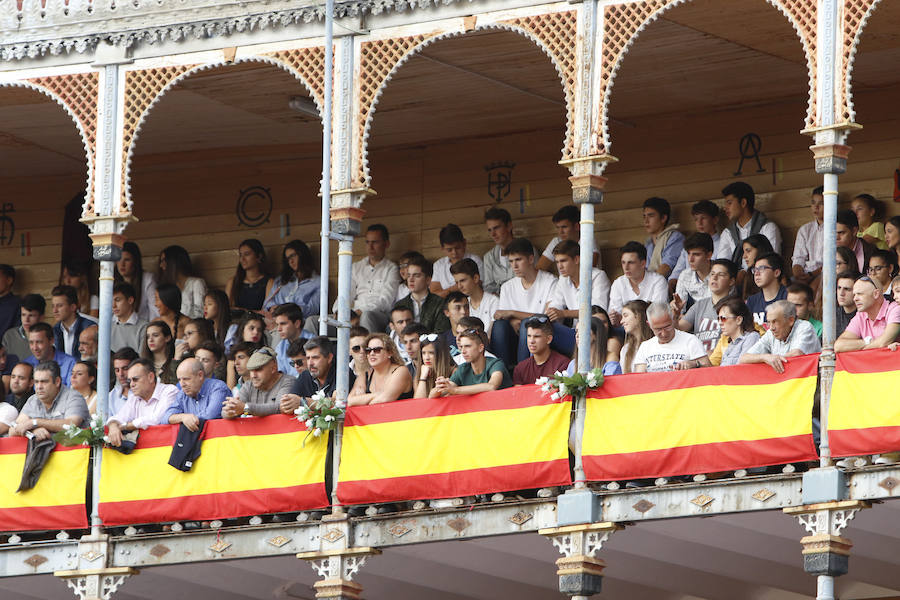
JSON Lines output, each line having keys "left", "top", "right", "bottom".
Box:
{"left": 106, "top": 358, "right": 177, "bottom": 447}
{"left": 746, "top": 252, "right": 787, "bottom": 326}
{"left": 223, "top": 346, "right": 297, "bottom": 418}
{"left": 834, "top": 276, "right": 900, "bottom": 352}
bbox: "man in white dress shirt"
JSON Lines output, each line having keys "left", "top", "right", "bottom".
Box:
{"left": 345, "top": 224, "right": 400, "bottom": 334}
{"left": 107, "top": 358, "right": 177, "bottom": 447}
{"left": 791, "top": 186, "right": 824, "bottom": 286}
{"left": 482, "top": 207, "right": 516, "bottom": 295}
{"left": 608, "top": 241, "right": 668, "bottom": 326}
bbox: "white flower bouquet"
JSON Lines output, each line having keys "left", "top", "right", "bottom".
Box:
{"left": 294, "top": 390, "right": 345, "bottom": 446}
{"left": 52, "top": 413, "right": 107, "bottom": 447}
{"left": 537, "top": 367, "right": 605, "bottom": 401}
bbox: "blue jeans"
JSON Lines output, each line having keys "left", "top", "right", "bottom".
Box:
{"left": 490, "top": 319, "right": 576, "bottom": 365}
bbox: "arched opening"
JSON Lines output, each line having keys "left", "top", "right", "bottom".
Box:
{"left": 128, "top": 60, "right": 323, "bottom": 293}
{"left": 365, "top": 27, "right": 568, "bottom": 266}
{"left": 0, "top": 84, "right": 90, "bottom": 296}
{"left": 601, "top": 0, "right": 812, "bottom": 270}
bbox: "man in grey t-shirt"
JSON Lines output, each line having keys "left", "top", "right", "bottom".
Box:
{"left": 674, "top": 259, "right": 738, "bottom": 354}
{"left": 8, "top": 361, "right": 90, "bottom": 440}
{"left": 222, "top": 347, "right": 297, "bottom": 418}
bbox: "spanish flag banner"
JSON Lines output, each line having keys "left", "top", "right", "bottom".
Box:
{"left": 583, "top": 355, "right": 819, "bottom": 481}
{"left": 830, "top": 349, "right": 900, "bottom": 457}
{"left": 336, "top": 386, "right": 572, "bottom": 505}
{"left": 99, "top": 415, "right": 328, "bottom": 526}
{"left": 0, "top": 439, "right": 89, "bottom": 532}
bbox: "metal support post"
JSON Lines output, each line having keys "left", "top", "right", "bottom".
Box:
{"left": 55, "top": 535, "right": 137, "bottom": 600}
{"left": 318, "top": 0, "right": 335, "bottom": 335}
{"left": 540, "top": 522, "right": 623, "bottom": 599}
{"left": 298, "top": 515, "right": 380, "bottom": 600}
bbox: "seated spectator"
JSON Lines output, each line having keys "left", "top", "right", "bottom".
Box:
{"left": 852, "top": 194, "right": 887, "bottom": 250}
{"left": 204, "top": 290, "right": 231, "bottom": 348}
{"left": 154, "top": 283, "right": 188, "bottom": 340}
{"left": 164, "top": 358, "right": 229, "bottom": 429}
{"left": 157, "top": 245, "right": 207, "bottom": 319}
{"left": 9, "top": 361, "right": 90, "bottom": 439}
{"left": 109, "top": 348, "right": 140, "bottom": 416}
{"left": 226, "top": 341, "right": 260, "bottom": 394}
{"left": 492, "top": 238, "right": 560, "bottom": 365}
{"left": 287, "top": 339, "right": 307, "bottom": 377}
{"left": 673, "top": 233, "right": 715, "bottom": 307}
{"left": 0, "top": 264, "right": 20, "bottom": 340}
{"left": 716, "top": 181, "right": 782, "bottom": 266}
{"left": 482, "top": 207, "right": 517, "bottom": 294}
{"left": 537, "top": 205, "right": 600, "bottom": 272}
{"left": 273, "top": 303, "right": 310, "bottom": 374}
{"left": 223, "top": 347, "right": 297, "bottom": 417}
{"left": 0, "top": 399, "right": 16, "bottom": 435}
{"left": 51, "top": 285, "right": 95, "bottom": 360}
{"left": 791, "top": 186, "right": 824, "bottom": 285}
{"left": 111, "top": 283, "right": 148, "bottom": 353}
{"left": 5, "top": 362, "right": 33, "bottom": 412}
{"left": 835, "top": 276, "right": 900, "bottom": 352}
{"left": 633, "top": 302, "right": 709, "bottom": 372}
{"left": 70, "top": 361, "right": 97, "bottom": 413}
{"left": 892, "top": 275, "right": 900, "bottom": 303}
{"left": 786, "top": 283, "right": 822, "bottom": 338}
{"left": 836, "top": 209, "right": 876, "bottom": 274}
{"left": 117, "top": 241, "right": 157, "bottom": 322}
{"left": 60, "top": 259, "right": 99, "bottom": 318}
{"left": 415, "top": 335, "right": 456, "bottom": 398}
{"left": 887, "top": 216, "right": 900, "bottom": 263}
{"left": 347, "top": 334, "right": 413, "bottom": 405}
{"left": 441, "top": 292, "right": 470, "bottom": 350}
{"left": 866, "top": 249, "right": 898, "bottom": 293}
{"left": 394, "top": 255, "right": 451, "bottom": 333}
{"left": 78, "top": 325, "right": 98, "bottom": 364}
{"left": 178, "top": 317, "right": 216, "bottom": 360}
{"left": 608, "top": 242, "right": 667, "bottom": 326}
{"left": 513, "top": 316, "right": 572, "bottom": 385}
{"left": 669, "top": 200, "right": 721, "bottom": 288}
{"left": 643, "top": 197, "right": 684, "bottom": 279}
{"left": 715, "top": 297, "right": 762, "bottom": 366}
{"left": 592, "top": 306, "right": 623, "bottom": 364}
{"left": 675, "top": 258, "right": 737, "bottom": 355}
{"left": 0, "top": 342, "right": 17, "bottom": 391}
{"left": 227, "top": 239, "right": 275, "bottom": 312}
{"left": 565, "top": 316, "right": 622, "bottom": 376}
{"left": 836, "top": 271, "right": 859, "bottom": 337}
{"left": 548, "top": 240, "right": 611, "bottom": 320}
{"left": 620, "top": 300, "right": 652, "bottom": 374}
{"left": 431, "top": 224, "right": 484, "bottom": 298}
{"left": 350, "top": 326, "right": 371, "bottom": 378}
{"left": 388, "top": 306, "right": 415, "bottom": 363}
{"left": 194, "top": 340, "right": 226, "bottom": 381}
{"left": 227, "top": 312, "right": 268, "bottom": 357}
{"left": 740, "top": 300, "right": 821, "bottom": 372}
{"left": 264, "top": 240, "right": 319, "bottom": 320}
{"left": 454, "top": 316, "right": 499, "bottom": 365}
{"left": 141, "top": 321, "right": 177, "bottom": 385}
{"left": 284, "top": 337, "right": 356, "bottom": 407}
{"left": 25, "top": 323, "right": 75, "bottom": 385}
{"left": 395, "top": 251, "right": 422, "bottom": 303}
{"left": 451, "top": 258, "right": 499, "bottom": 336}
{"left": 400, "top": 323, "right": 427, "bottom": 377}
{"left": 737, "top": 234, "right": 774, "bottom": 299}
{"left": 433, "top": 329, "right": 511, "bottom": 396}
{"left": 106, "top": 358, "right": 177, "bottom": 446}
{"left": 3, "top": 294, "right": 45, "bottom": 360}
{"left": 746, "top": 253, "right": 788, "bottom": 325}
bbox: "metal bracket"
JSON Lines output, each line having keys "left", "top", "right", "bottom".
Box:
{"left": 324, "top": 318, "right": 352, "bottom": 330}
{"left": 323, "top": 231, "right": 354, "bottom": 243}
{"left": 784, "top": 500, "right": 870, "bottom": 536}
{"left": 55, "top": 567, "right": 138, "bottom": 600}
{"left": 297, "top": 547, "right": 381, "bottom": 581}
{"left": 539, "top": 522, "right": 623, "bottom": 558}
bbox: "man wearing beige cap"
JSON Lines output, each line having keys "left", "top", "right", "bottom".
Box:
{"left": 222, "top": 347, "right": 297, "bottom": 418}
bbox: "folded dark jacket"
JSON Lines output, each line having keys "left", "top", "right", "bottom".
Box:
{"left": 168, "top": 419, "right": 207, "bottom": 472}
{"left": 17, "top": 436, "right": 55, "bottom": 492}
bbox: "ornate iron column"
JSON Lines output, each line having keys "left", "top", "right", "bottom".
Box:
{"left": 540, "top": 522, "right": 623, "bottom": 599}
{"left": 298, "top": 515, "right": 380, "bottom": 600}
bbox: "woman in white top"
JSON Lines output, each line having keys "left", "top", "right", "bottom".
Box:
{"left": 158, "top": 245, "right": 207, "bottom": 319}
{"left": 117, "top": 242, "right": 158, "bottom": 321}
{"left": 71, "top": 361, "right": 98, "bottom": 414}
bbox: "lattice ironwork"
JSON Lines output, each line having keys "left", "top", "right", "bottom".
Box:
{"left": 503, "top": 11, "right": 578, "bottom": 158}
{"left": 266, "top": 46, "right": 328, "bottom": 109}
{"left": 120, "top": 65, "right": 196, "bottom": 213}
{"left": 840, "top": 0, "right": 881, "bottom": 122}
{"left": 776, "top": 0, "right": 818, "bottom": 126}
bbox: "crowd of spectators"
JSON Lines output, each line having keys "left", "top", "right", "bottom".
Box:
{"left": 1, "top": 182, "right": 899, "bottom": 456}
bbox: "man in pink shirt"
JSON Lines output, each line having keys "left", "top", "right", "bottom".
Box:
{"left": 106, "top": 358, "right": 178, "bottom": 447}
{"left": 835, "top": 276, "right": 900, "bottom": 352}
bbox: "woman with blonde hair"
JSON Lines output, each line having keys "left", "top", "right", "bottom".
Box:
{"left": 348, "top": 333, "right": 413, "bottom": 406}
{"left": 414, "top": 334, "right": 456, "bottom": 398}
{"left": 619, "top": 300, "right": 652, "bottom": 374}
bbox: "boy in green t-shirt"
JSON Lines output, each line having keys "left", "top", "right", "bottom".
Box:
{"left": 433, "top": 330, "right": 511, "bottom": 396}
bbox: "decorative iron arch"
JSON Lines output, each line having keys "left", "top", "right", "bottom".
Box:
{"left": 594, "top": 0, "right": 818, "bottom": 156}
{"left": 840, "top": 0, "right": 883, "bottom": 123}
{"left": 357, "top": 16, "right": 577, "bottom": 188}
{"left": 1, "top": 80, "right": 95, "bottom": 217}
{"left": 121, "top": 55, "right": 324, "bottom": 215}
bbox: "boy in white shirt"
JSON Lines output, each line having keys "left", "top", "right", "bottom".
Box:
{"left": 451, "top": 258, "right": 499, "bottom": 336}
{"left": 791, "top": 186, "right": 824, "bottom": 286}
{"left": 608, "top": 241, "right": 668, "bottom": 326}
{"left": 546, "top": 240, "right": 610, "bottom": 353}
{"left": 492, "top": 238, "right": 559, "bottom": 365}
{"left": 431, "top": 223, "right": 484, "bottom": 298}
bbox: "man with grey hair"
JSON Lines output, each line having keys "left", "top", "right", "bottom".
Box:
{"left": 222, "top": 346, "right": 297, "bottom": 418}
{"left": 8, "top": 361, "right": 90, "bottom": 440}
{"left": 740, "top": 299, "right": 821, "bottom": 373}
{"left": 633, "top": 302, "right": 709, "bottom": 373}
{"left": 163, "top": 358, "right": 229, "bottom": 431}
{"left": 78, "top": 325, "right": 99, "bottom": 363}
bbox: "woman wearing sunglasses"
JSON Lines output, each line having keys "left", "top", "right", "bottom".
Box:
{"left": 414, "top": 334, "right": 456, "bottom": 398}
{"left": 347, "top": 333, "right": 414, "bottom": 406}
{"left": 712, "top": 297, "right": 761, "bottom": 366}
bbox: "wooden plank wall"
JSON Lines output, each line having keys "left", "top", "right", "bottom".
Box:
{"left": 1, "top": 90, "right": 897, "bottom": 311}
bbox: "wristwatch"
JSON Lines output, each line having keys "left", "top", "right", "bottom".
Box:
{"left": 242, "top": 404, "right": 251, "bottom": 416}
{"left": 31, "top": 418, "right": 37, "bottom": 428}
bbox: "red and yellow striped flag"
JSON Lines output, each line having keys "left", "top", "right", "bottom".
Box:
{"left": 583, "top": 355, "right": 819, "bottom": 481}
{"left": 336, "top": 386, "right": 571, "bottom": 505}
{"left": 99, "top": 415, "right": 328, "bottom": 526}
{"left": 0, "top": 440, "right": 89, "bottom": 531}
{"left": 830, "top": 349, "right": 900, "bottom": 457}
